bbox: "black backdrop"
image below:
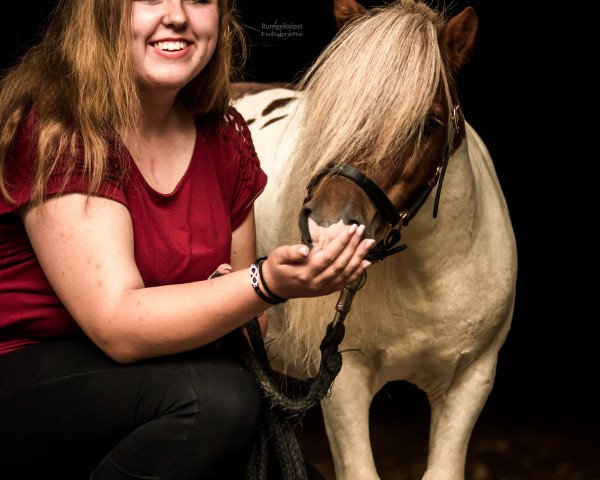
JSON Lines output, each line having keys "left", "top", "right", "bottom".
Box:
{"left": 1, "top": 1, "right": 594, "bottom": 425}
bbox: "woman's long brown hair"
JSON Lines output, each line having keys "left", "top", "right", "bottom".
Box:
{"left": 0, "top": 0, "right": 245, "bottom": 204}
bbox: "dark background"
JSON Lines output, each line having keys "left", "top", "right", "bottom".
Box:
{"left": 2, "top": 0, "right": 595, "bottom": 476}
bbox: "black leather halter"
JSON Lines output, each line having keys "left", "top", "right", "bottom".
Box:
{"left": 303, "top": 104, "right": 462, "bottom": 263}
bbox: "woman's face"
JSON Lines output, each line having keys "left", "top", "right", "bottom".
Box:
{"left": 130, "top": 0, "right": 219, "bottom": 96}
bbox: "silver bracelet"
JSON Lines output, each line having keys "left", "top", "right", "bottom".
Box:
{"left": 249, "top": 257, "right": 287, "bottom": 305}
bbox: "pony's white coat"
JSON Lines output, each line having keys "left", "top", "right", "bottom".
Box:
{"left": 233, "top": 12, "right": 517, "bottom": 480}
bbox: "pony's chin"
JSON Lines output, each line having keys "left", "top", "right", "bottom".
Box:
{"left": 307, "top": 218, "right": 347, "bottom": 248}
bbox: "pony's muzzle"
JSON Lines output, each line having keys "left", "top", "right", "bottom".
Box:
{"left": 299, "top": 202, "right": 367, "bottom": 249}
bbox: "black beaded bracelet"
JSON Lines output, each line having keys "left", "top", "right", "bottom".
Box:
{"left": 249, "top": 257, "right": 287, "bottom": 305}
{"left": 257, "top": 257, "right": 287, "bottom": 304}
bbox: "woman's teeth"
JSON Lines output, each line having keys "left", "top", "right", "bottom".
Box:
{"left": 154, "top": 41, "right": 189, "bottom": 51}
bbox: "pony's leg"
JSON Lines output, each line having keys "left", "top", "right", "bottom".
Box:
{"left": 421, "top": 346, "right": 500, "bottom": 480}
{"left": 321, "top": 355, "right": 380, "bottom": 480}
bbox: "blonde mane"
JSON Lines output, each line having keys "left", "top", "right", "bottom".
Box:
{"left": 275, "top": 0, "right": 456, "bottom": 372}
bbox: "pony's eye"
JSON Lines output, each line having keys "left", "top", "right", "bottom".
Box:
{"left": 422, "top": 116, "right": 442, "bottom": 139}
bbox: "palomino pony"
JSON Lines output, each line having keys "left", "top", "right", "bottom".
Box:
{"left": 233, "top": 1, "right": 517, "bottom": 478}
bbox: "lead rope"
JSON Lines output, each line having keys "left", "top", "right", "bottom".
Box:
{"left": 219, "top": 272, "right": 367, "bottom": 480}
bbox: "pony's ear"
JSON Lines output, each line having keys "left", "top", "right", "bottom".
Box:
{"left": 439, "top": 6, "right": 478, "bottom": 73}
{"left": 334, "top": 0, "right": 367, "bottom": 30}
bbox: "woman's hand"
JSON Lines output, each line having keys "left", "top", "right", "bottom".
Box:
{"left": 261, "top": 224, "right": 374, "bottom": 299}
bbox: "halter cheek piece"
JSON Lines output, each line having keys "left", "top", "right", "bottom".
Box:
{"left": 303, "top": 104, "right": 462, "bottom": 263}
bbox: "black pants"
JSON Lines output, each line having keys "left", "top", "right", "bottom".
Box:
{"left": 0, "top": 339, "right": 263, "bottom": 479}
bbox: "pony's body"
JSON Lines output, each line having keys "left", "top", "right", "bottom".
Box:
{"left": 234, "top": 2, "right": 517, "bottom": 478}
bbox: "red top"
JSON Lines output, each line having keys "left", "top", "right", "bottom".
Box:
{"left": 0, "top": 108, "right": 267, "bottom": 355}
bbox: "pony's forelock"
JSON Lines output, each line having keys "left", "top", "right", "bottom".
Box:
{"left": 287, "top": 1, "right": 452, "bottom": 198}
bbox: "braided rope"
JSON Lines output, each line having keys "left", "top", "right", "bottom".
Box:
{"left": 220, "top": 273, "right": 366, "bottom": 479}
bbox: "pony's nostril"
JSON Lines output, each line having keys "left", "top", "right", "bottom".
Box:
{"left": 347, "top": 219, "right": 360, "bottom": 226}
{"left": 299, "top": 207, "right": 313, "bottom": 247}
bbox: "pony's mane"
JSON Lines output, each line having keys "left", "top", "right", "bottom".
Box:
{"left": 281, "top": 0, "right": 451, "bottom": 231}
{"left": 276, "top": 0, "right": 455, "bottom": 372}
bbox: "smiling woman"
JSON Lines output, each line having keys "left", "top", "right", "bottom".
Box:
{"left": 0, "top": 1, "right": 371, "bottom": 479}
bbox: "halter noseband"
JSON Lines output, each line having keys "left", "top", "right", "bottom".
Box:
{"left": 303, "top": 104, "right": 462, "bottom": 263}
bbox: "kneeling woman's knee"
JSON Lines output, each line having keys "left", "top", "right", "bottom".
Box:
{"left": 140, "top": 357, "right": 263, "bottom": 444}
{"left": 157, "top": 358, "right": 264, "bottom": 478}
{"left": 201, "top": 360, "right": 263, "bottom": 442}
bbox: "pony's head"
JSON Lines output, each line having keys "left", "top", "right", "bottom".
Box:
{"left": 288, "top": 0, "right": 477, "bottom": 255}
